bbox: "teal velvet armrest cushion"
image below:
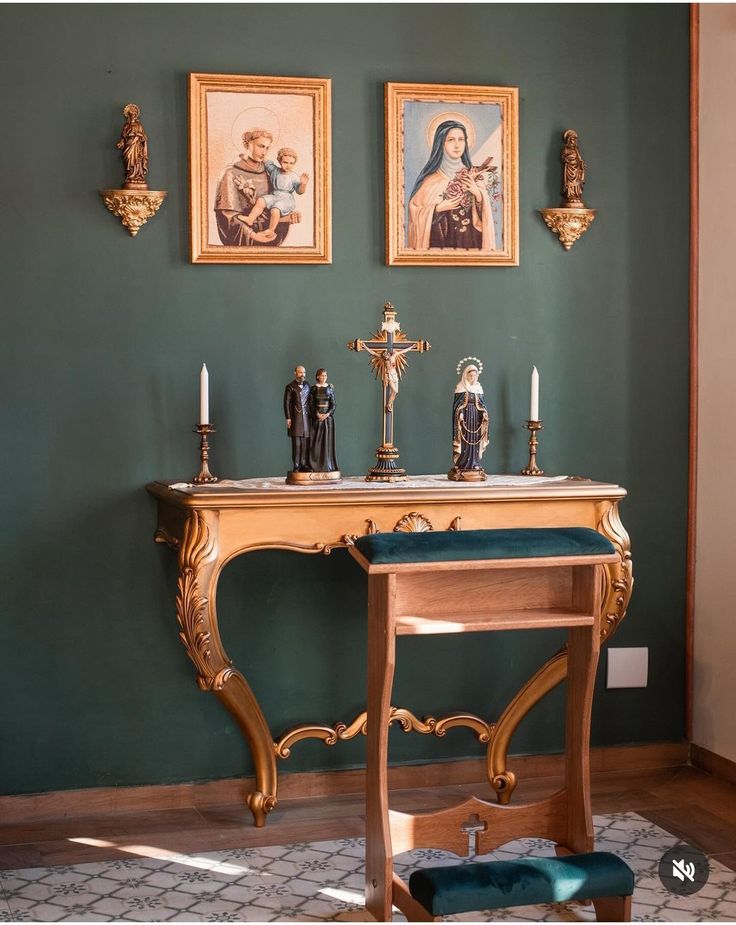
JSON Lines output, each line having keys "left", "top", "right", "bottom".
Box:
{"left": 353, "top": 527, "right": 615, "bottom": 566}
{"left": 408, "top": 852, "right": 635, "bottom": 916}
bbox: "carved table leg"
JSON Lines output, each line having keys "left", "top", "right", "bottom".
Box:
{"left": 176, "top": 511, "right": 278, "bottom": 826}
{"left": 487, "top": 502, "right": 633, "bottom": 802}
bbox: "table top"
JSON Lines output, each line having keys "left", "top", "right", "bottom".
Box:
{"left": 146, "top": 474, "right": 626, "bottom": 509}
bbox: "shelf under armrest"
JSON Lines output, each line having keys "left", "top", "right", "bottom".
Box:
{"left": 396, "top": 607, "right": 596, "bottom": 635}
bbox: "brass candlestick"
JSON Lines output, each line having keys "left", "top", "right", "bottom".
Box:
{"left": 521, "top": 420, "right": 544, "bottom": 476}
{"left": 193, "top": 424, "right": 218, "bottom": 483}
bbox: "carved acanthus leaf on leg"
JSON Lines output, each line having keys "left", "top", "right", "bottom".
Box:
{"left": 597, "top": 501, "right": 634, "bottom": 643}
{"left": 175, "top": 511, "right": 223, "bottom": 689}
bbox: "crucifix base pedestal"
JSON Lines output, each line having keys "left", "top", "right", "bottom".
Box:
{"left": 366, "top": 444, "right": 407, "bottom": 482}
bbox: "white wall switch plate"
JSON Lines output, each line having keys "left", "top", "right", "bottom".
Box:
{"left": 607, "top": 647, "right": 649, "bottom": 688}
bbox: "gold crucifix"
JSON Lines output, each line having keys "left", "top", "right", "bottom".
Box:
{"left": 347, "top": 302, "right": 431, "bottom": 481}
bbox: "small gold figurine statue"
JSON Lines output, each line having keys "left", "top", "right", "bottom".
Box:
{"left": 561, "top": 129, "right": 586, "bottom": 207}
{"left": 539, "top": 128, "right": 596, "bottom": 251}
{"left": 99, "top": 103, "right": 167, "bottom": 237}
{"left": 116, "top": 103, "right": 149, "bottom": 189}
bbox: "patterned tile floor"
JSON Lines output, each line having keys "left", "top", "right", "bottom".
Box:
{"left": 0, "top": 812, "right": 734, "bottom": 922}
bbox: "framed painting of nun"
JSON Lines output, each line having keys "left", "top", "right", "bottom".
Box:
{"left": 385, "top": 82, "right": 519, "bottom": 267}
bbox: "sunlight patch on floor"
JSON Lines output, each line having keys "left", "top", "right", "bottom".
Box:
{"left": 66, "top": 837, "right": 255, "bottom": 874}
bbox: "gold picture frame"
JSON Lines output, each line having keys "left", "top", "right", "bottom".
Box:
{"left": 189, "top": 73, "right": 331, "bottom": 264}
{"left": 385, "top": 81, "right": 519, "bottom": 267}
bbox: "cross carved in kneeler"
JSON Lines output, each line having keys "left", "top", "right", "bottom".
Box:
{"left": 460, "top": 812, "right": 488, "bottom": 858}
{"left": 347, "top": 302, "right": 431, "bottom": 481}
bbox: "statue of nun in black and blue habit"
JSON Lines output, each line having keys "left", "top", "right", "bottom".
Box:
{"left": 308, "top": 368, "right": 341, "bottom": 481}
{"left": 448, "top": 360, "right": 490, "bottom": 481}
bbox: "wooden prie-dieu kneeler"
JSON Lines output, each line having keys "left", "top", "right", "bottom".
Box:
{"left": 348, "top": 527, "right": 635, "bottom": 922}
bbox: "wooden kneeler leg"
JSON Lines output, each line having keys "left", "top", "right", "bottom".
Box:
{"left": 564, "top": 565, "right": 602, "bottom": 855}
{"left": 391, "top": 874, "right": 435, "bottom": 923}
{"left": 366, "top": 573, "right": 397, "bottom": 923}
{"left": 593, "top": 895, "right": 632, "bottom": 922}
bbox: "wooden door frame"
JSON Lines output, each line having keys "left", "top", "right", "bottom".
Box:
{"left": 686, "top": 2, "right": 699, "bottom": 741}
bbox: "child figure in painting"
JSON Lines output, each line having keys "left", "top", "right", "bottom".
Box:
{"left": 242, "top": 147, "right": 309, "bottom": 241}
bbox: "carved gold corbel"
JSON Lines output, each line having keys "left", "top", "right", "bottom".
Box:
{"left": 100, "top": 190, "right": 167, "bottom": 237}
{"left": 540, "top": 208, "right": 596, "bottom": 251}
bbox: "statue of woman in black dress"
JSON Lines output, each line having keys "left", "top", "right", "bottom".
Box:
{"left": 308, "top": 368, "right": 340, "bottom": 481}
{"left": 448, "top": 358, "right": 489, "bottom": 481}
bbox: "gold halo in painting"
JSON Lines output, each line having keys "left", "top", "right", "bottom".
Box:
{"left": 425, "top": 111, "right": 476, "bottom": 152}
{"left": 230, "top": 107, "right": 281, "bottom": 156}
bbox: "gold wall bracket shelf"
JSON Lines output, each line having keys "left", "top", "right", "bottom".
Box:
{"left": 539, "top": 206, "right": 596, "bottom": 251}
{"left": 100, "top": 188, "right": 167, "bottom": 237}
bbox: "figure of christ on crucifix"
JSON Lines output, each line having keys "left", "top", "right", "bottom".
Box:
{"left": 347, "top": 302, "right": 430, "bottom": 481}
{"left": 363, "top": 347, "right": 400, "bottom": 412}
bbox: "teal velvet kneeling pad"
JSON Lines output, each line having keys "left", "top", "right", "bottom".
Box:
{"left": 408, "top": 852, "right": 635, "bottom": 916}
{"left": 354, "top": 527, "right": 615, "bottom": 566}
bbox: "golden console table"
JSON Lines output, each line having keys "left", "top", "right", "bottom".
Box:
{"left": 146, "top": 474, "right": 632, "bottom": 828}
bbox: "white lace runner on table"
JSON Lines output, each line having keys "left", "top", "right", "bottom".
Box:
{"left": 168, "top": 473, "right": 576, "bottom": 492}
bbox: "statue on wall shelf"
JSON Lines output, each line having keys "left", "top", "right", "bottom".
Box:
{"left": 116, "top": 103, "right": 149, "bottom": 189}
{"left": 539, "top": 128, "right": 595, "bottom": 251}
{"left": 561, "top": 129, "right": 586, "bottom": 207}
{"left": 448, "top": 357, "right": 490, "bottom": 482}
{"left": 100, "top": 102, "right": 166, "bottom": 237}
{"left": 308, "top": 368, "right": 340, "bottom": 481}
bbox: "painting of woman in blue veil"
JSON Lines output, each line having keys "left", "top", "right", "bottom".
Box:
{"left": 385, "top": 83, "right": 519, "bottom": 267}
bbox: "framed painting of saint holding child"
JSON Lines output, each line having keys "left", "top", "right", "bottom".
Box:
{"left": 385, "top": 82, "right": 519, "bottom": 267}
{"left": 189, "top": 73, "right": 331, "bottom": 264}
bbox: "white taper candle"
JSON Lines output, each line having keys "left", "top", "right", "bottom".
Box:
{"left": 530, "top": 366, "right": 540, "bottom": 421}
{"left": 200, "top": 363, "right": 209, "bottom": 425}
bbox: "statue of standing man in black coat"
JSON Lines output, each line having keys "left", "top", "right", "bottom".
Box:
{"left": 284, "top": 365, "right": 312, "bottom": 483}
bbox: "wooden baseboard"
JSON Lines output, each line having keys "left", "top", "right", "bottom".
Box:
{"left": 0, "top": 741, "right": 687, "bottom": 825}
{"left": 690, "top": 742, "right": 736, "bottom": 785}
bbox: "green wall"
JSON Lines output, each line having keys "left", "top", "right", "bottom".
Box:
{"left": 0, "top": 4, "right": 689, "bottom": 795}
